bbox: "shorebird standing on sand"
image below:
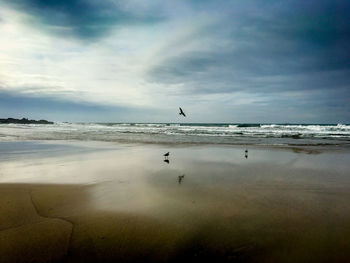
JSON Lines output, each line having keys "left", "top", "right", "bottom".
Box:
{"left": 164, "top": 152, "right": 170, "bottom": 159}
{"left": 179, "top": 107, "right": 186, "bottom": 117}
{"left": 245, "top": 149, "right": 248, "bottom": 159}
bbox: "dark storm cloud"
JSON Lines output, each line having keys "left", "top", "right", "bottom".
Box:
{"left": 2, "top": 0, "right": 162, "bottom": 39}
{"left": 1, "top": 0, "right": 349, "bottom": 123}
{"left": 148, "top": 0, "right": 350, "bottom": 96}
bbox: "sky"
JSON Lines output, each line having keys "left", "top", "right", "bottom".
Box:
{"left": 0, "top": 0, "right": 349, "bottom": 123}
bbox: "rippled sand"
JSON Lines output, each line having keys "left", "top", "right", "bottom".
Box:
{"left": 1, "top": 141, "right": 350, "bottom": 262}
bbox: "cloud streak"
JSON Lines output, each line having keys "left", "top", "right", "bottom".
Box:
{"left": 1, "top": 0, "right": 162, "bottom": 40}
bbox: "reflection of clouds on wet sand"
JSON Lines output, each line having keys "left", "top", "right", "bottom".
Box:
{"left": 1, "top": 142, "right": 350, "bottom": 262}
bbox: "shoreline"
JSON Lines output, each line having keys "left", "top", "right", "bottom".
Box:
{"left": 1, "top": 122, "right": 349, "bottom": 148}
{"left": 1, "top": 139, "right": 350, "bottom": 153}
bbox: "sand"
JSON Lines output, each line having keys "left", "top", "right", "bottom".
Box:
{"left": 1, "top": 141, "right": 350, "bottom": 262}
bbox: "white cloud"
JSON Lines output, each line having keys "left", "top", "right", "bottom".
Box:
{"left": 1, "top": 1, "right": 349, "bottom": 123}
{"left": 0, "top": 5, "right": 222, "bottom": 111}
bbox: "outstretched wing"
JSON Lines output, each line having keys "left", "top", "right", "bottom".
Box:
{"left": 179, "top": 107, "right": 186, "bottom": 117}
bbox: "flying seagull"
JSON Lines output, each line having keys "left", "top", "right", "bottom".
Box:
{"left": 179, "top": 107, "right": 186, "bottom": 117}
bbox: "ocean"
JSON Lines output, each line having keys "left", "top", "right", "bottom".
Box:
{"left": 0, "top": 122, "right": 349, "bottom": 146}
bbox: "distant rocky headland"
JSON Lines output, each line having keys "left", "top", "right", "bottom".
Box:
{"left": 0, "top": 118, "right": 54, "bottom": 124}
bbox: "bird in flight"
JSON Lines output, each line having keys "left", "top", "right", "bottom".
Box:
{"left": 179, "top": 107, "right": 186, "bottom": 117}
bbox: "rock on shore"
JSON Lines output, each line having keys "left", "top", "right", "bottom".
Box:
{"left": 0, "top": 118, "right": 54, "bottom": 124}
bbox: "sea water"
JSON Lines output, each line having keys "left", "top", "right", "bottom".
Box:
{"left": 0, "top": 122, "right": 349, "bottom": 146}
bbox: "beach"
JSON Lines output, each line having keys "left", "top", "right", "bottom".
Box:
{"left": 1, "top": 140, "right": 350, "bottom": 262}
{"left": 2, "top": 0, "right": 349, "bottom": 261}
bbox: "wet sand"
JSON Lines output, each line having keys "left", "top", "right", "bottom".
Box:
{"left": 1, "top": 141, "right": 350, "bottom": 262}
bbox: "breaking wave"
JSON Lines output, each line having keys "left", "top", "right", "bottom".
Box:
{"left": 0, "top": 122, "right": 349, "bottom": 146}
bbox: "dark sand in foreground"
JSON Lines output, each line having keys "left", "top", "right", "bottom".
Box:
{"left": 1, "top": 141, "right": 350, "bottom": 262}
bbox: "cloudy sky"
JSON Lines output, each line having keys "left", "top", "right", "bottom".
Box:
{"left": 0, "top": 0, "right": 349, "bottom": 123}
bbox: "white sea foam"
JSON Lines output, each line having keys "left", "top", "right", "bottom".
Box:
{"left": 0, "top": 123, "right": 349, "bottom": 146}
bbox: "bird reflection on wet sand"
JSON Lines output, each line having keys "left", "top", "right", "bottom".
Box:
{"left": 178, "top": 174, "right": 185, "bottom": 184}
{"left": 164, "top": 159, "right": 170, "bottom": 164}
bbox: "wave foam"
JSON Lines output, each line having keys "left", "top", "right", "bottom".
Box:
{"left": 1, "top": 123, "right": 349, "bottom": 145}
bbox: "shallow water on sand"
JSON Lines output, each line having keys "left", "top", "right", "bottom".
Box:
{"left": 1, "top": 141, "right": 350, "bottom": 262}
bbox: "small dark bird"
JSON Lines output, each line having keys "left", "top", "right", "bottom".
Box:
{"left": 163, "top": 152, "right": 170, "bottom": 159}
{"left": 245, "top": 149, "right": 248, "bottom": 153}
{"left": 179, "top": 107, "right": 186, "bottom": 117}
{"left": 245, "top": 154, "right": 248, "bottom": 159}
{"left": 164, "top": 159, "right": 170, "bottom": 164}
